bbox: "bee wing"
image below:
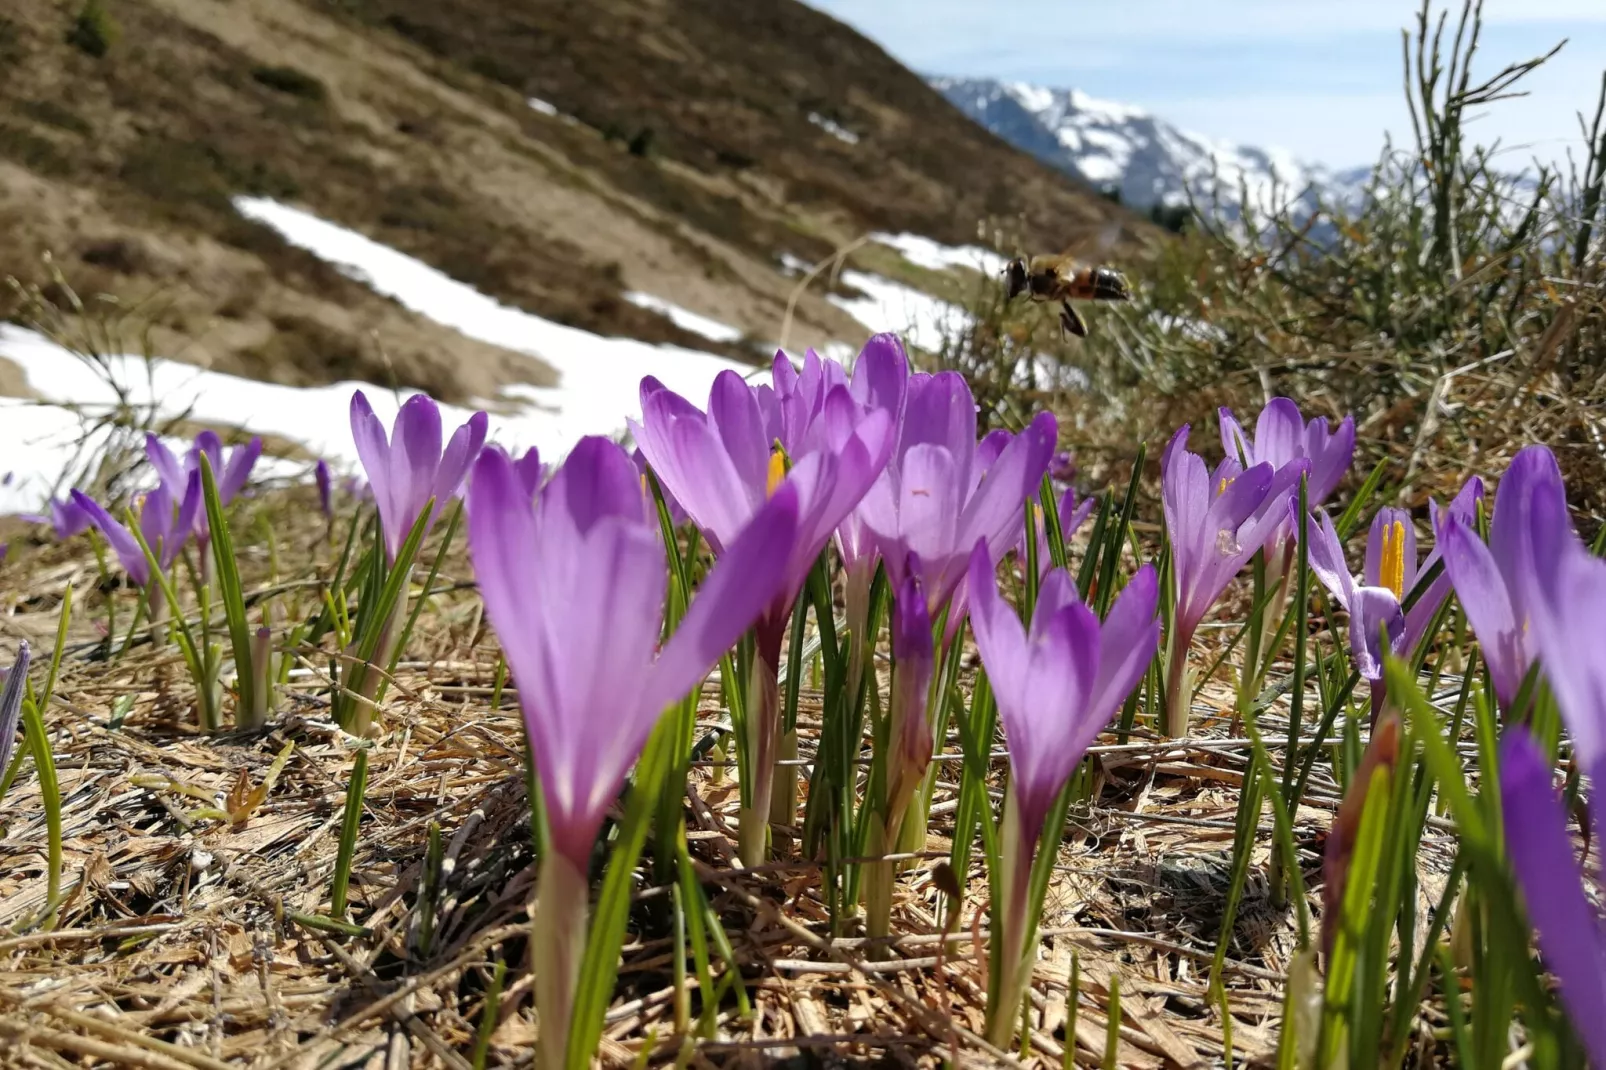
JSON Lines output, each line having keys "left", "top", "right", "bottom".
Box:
{"left": 1055, "top": 222, "right": 1123, "bottom": 264}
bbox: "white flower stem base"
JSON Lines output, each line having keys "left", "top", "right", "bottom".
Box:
{"left": 532, "top": 850, "right": 587, "bottom": 1069}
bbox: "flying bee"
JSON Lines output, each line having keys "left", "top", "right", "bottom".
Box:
{"left": 1002, "top": 255, "right": 1133, "bottom": 339}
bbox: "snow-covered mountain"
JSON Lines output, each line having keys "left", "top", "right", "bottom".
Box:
{"left": 931, "top": 76, "right": 1369, "bottom": 224}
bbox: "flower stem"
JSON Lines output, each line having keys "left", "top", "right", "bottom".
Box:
{"left": 769, "top": 727, "right": 798, "bottom": 849}
{"left": 985, "top": 798, "right": 1035, "bottom": 1046}
{"left": 532, "top": 850, "right": 588, "bottom": 1070}
{"left": 1162, "top": 624, "right": 1194, "bottom": 738}
{"left": 737, "top": 648, "right": 779, "bottom": 867}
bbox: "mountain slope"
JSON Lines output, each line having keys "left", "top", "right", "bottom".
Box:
{"left": 933, "top": 76, "right": 1369, "bottom": 221}
{"left": 0, "top": 0, "right": 1149, "bottom": 405}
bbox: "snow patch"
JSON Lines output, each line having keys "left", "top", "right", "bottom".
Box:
{"left": 869, "top": 232, "right": 1006, "bottom": 276}
{"left": 624, "top": 292, "right": 745, "bottom": 344}
{"left": 829, "top": 270, "right": 965, "bottom": 354}
{"left": 1, "top": 200, "right": 751, "bottom": 514}
{"left": 527, "top": 97, "right": 559, "bottom": 117}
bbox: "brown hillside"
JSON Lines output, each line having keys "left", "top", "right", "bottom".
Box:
{"left": 0, "top": 0, "right": 1151, "bottom": 404}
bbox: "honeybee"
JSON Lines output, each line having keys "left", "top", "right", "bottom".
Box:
{"left": 1003, "top": 255, "right": 1133, "bottom": 338}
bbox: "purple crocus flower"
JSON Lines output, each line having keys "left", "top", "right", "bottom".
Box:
{"left": 467, "top": 436, "right": 800, "bottom": 867}
{"left": 971, "top": 544, "right": 1161, "bottom": 850}
{"left": 1438, "top": 445, "right": 1567, "bottom": 710}
{"left": 1160, "top": 424, "right": 1305, "bottom": 734}
{"left": 858, "top": 371, "right": 1058, "bottom": 625}
{"left": 315, "top": 459, "right": 333, "bottom": 519}
{"left": 1163, "top": 424, "right": 1305, "bottom": 646}
{"left": 1220, "top": 397, "right": 1355, "bottom": 511}
{"left": 1048, "top": 449, "right": 1077, "bottom": 485}
{"left": 1306, "top": 479, "right": 1483, "bottom": 713}
{"left": 350, "top": 391, "right": 488, "bottom": 562}
{"left": 147, "top": 431, "right": 262, "bottom": 544}
{"left": 467, "top": 438, "right": 799, "bottom": 1064}
{"left": 632, "top": 371, "right": 891, "bottom": 603}
{"left": 633, "top": 362, "right": 893, "bottom": 862}
{"left": 1500, "top": 729, "right": 1606, "bottom": 1067}
{"left": 19, "top": 498, "right": 94, "bottom": 541}
{"left": 1018, "top": 485, "right": 1096, "bottom": 579}
{"left": 0, "top": 641, "right": 27, "bottom": 782}
{"left": 968, "top": 542, "right": 1159, "bottom": 1044}
{"left": 73, "top": 475, "right": 201, "bottom": 589}
{"left": 632, "top": 367, "right": 895, "bottom": 660}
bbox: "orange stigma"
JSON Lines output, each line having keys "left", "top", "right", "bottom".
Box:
{"left": 766, "top": 448, "right": 787, "bottom": 497}
{"left": 1381, "top": 520, "right": 1406, "bottom": 599}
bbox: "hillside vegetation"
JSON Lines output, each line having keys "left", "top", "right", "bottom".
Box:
{"left": 0, "top": 0, "right": 1148, "bottom": 404}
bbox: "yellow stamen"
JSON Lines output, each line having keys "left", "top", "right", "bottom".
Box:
{"left": 1217, "top": 476, "right": 1233, "bottom": 497}
{"left": 766, "top": 448, "right": 787, "bottom": 498}
{"left": 1381, "top": 520, "right": 1406, "bottom": 600}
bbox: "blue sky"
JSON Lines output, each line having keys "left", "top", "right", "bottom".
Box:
{"left": 806, "top": 1, "right": 1606, "bottom": 171}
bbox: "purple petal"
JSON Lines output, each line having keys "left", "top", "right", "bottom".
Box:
{"left": 220, "top": 437, "right": 264, "bottom": 503}
{"left": 513, "top": 447, "right": 545, "bottom": 500}
{"left": 1423, "top": 477, "right": 1485, "bottom": 574}
{"left": 975, "top": 429, "right": 1013, "bottom": 479}
{"left": 50, "top": 497, "right": 93, "bottom": 540}
{"left": 956, "top": 411, "right": 1056, "bottom": 568}
{"left": 1306, "top": 414, "right": 1355, "bottom": 504}
{"left": 646, "top": 482, "right": 801, "bottom": 714}
{"left": 168, "top": 470, "right": 202, "bottom": 570}
{"left": 1439, "top": 519, "right": 1526, "bottom": 707}
{"left": 1218, "top": 407, "right": 1253, "bottom": 464}
{"left": 469, "top": 443, "right": 664, "bottom": 866}
{"left": 900, "top": 372, "right": 977, "bottom": 481}
{"left": 138, "top": 485, "right": 173, "bottom": 570}
{"left": 1528, "top": 541, "right": 1606, "bottom": 772}
{"left": 1251, "top": 398, "right": 1304, "bottom": 469}
{"left": 887, "top": 444, "right": 961, "bottom": 575}
{"left": 316, "top": 460, "right": 333, "bottom": 518}
{"left": 968, "top": 541, "right": 1031, "bottom": 716}
{"left": 431, "top": 410, "right": 489, "bottom": 523}
{"left": 145, "top": 434, "right": 187, "bottom": 498}
{"left": 890, "top": 567, "right": 935, "bottom": 769}
{"left": 74, "top": 490, "right": 149, "bottom": 587}
{"left": 1499, "top": 730, "right": 1606, "bottom": 1067}
{"left": 849, "top": 333, "right": 910, "bottom": 415}
{"left": 1490, "top": 445, "right": 1569, "bottom": 632}
{"left": 1031, "top": 567, "right": 1082, "bottom": 624}
{"left": 707, "top": 371, "right": 771, "bottom": 494}
{"left": 634, "top": 388, "right": 761, "bottom": 553}
{"left": 391, "top": 394, "right": 444, "bottom": 546}
{"left": 1209, "top": 461, "right": 1274, "bottom": 535}
{"left": 349, "top": 392, "right": 397, "bottom": 554}
{"left": 0, "top": 640, "right": 29, "bottom": 781}
{"left": 1305, "top": 508, "right": 1355, "bottom": 610}
{"left": 1010, "top": 598, "right": 1100, "bottom": 845}
{"left": 1085, "top": 565, "right": 1161, "bottom": 723}
{"left": 1349, "top": 586, "right": 1405, "bottom": 681}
